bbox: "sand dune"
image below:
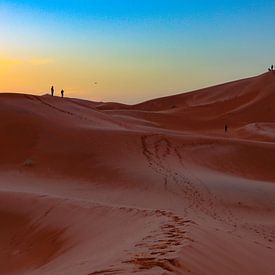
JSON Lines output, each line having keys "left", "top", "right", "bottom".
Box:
{"left": 0, "top": 71, "right": 275, "bottom": 274}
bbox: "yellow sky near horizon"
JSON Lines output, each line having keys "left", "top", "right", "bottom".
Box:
{"left": 0, "top": 46, "right": 270, "bottom": 104}
{"left": 1, "top": 53, "right": 213, "bottom": 103}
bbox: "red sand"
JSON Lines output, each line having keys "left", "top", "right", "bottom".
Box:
{"left": 0, "top": 72, "right": 275, "bottom": 274}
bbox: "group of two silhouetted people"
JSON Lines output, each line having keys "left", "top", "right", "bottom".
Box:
{"left": 51, "top": 86, "right": 64, "bottom": 98}
{"left": 268, "top": 64, "right": 274, "bottom": 72}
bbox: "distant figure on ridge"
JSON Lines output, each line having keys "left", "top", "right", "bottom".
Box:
{"left": 61, "top": 89, "right": 64, "bottom": 98}
{"left": 51, "top": 86, "right": 54, "bottom": 96}
{"left": 225, "top": 124, "right": 228, "bottom": 133}
{"left": 272, "top": 64, "right": 274, "bottom": 71}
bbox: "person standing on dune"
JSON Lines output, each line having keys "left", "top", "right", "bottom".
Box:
{"left": 51, "top": 86, "right": 54, "bottom": 96}
{"left": 271, "top": 65, "right": 274, "bottom": 71}
{"left": 61, "top": 89, "right": 64, "bottom": 98}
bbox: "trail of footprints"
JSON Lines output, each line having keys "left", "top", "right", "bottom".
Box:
{"left": 89, "top": 209, "right": 194, "bottom": 274}
{"left": 141, "top": 134, "right": 239, "bottom": 226}
{"left": 122, "top": 210, "right": 194, "bottom": 273}
{"left": 141, "top": 134, "right": 275, "bottom": 249}
{"left": 141, "top": 134, "right": 214, "bottom": 210}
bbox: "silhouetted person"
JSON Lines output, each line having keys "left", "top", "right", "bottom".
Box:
{"left": 272, "top": 64, "right": 274, "bottom": 71}
{"left": 61, "top": 89, "right": 64, "bottom": 98}
{"left": 225, "top": 124, "right": 228, "bottom": 133}
{"left": 51, "top": 86, "right": 54, "bottom": 96}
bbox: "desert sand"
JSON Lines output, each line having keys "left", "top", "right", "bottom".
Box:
{"left": 0, "top": 71, "right": 275, "bottom": 275}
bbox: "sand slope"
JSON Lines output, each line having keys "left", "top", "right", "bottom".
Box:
{"left": 0, "top": 71, "right": 275, "bottom": 274}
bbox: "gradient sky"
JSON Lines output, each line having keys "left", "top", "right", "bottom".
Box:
{"left": 1, "top": 0, "right": 275, "bottom": 103}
